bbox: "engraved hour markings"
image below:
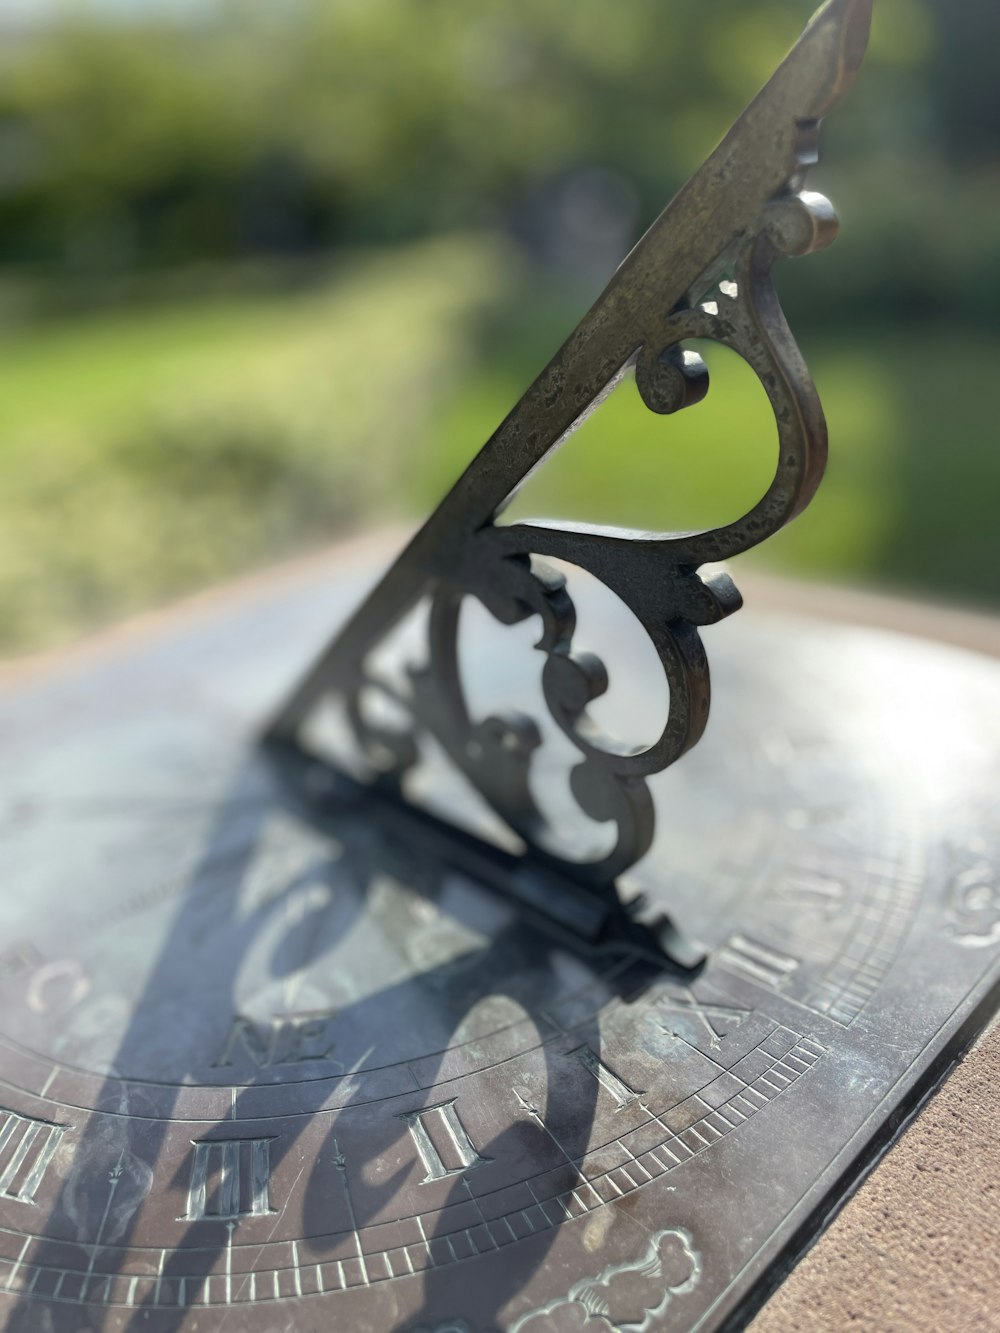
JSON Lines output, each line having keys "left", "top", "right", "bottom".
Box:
{"left": 0, "top": 1109, "right": 66, "bottom": 1204}
{"left": 770, "top": 872, "right": 846, "bottom": 916}
{"left": 183, "top": 1138, "right": 275, "bottom": 1220}
{"left": 657, "top": 989, "right": 750, "bottom": 1049}
{"left": 569, "top": 1046, "right": 641, "bottom": 1110}
{"left": 398, "top": 1101, "right": 491, "bottom": 1183}
{"left": 718, "top": 936, "right": 799, "bottom": 988}
{"left": 332, "top": 1139, "right": 369, "bottom": 1285}
{"left": 81, "top": 1151, "right": 125, "bottom": 1300}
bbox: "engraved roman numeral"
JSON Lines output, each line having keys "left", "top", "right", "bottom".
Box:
{"left": 569, "top": 1046, "right": 641, "bottom": 1110}
{"left": 398, "top": 1101, "right": 491, "bottom": 1183}
{"left": 657, "top": 989, "right": 751, "bottom": 1049}
{"left": 0, "top": 1110, "right": 66, "bottom": 1204}
{"left": 183, "top": 1138, "right": 275, "bottom": 1220}
{"left": 212, "top": 1010, "right": 337, "bottom": 1069}
{"left": 718, "top": 935, "right": 799, "bottom": 988}
{"left": 770, "top": 872, "right": 846, "bottom": 916}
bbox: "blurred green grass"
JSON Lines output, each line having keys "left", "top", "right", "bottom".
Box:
{"left": 408, "top": 255, "right": 1000, "bottom": 611}
{"left": 0, "top": 234, "right": 507, "bottom": 649}
{"left": 0, "top": 232, "right": 996, "bottom": 656}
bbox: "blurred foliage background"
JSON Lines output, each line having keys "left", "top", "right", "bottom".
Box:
{"left": 0, "top": 0, "right": 996, "bottom": 654}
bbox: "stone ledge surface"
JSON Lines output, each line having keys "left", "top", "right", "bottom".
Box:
{"left": 752, "top": 1022, "right": 999, "bottom": 1332}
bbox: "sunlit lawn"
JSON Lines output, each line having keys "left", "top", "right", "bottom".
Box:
{"left": 412, "top": 278, "right": 1000, "bottom": 611}
{"left": 0, "top": 234, "right": 996, "bottom": 655}
{"left": 0, "top": 236, "right": 507, "bottom": 649}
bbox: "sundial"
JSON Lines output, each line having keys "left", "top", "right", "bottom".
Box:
{"left": 2, "top": 2, "right": 999, "bottom": 1330}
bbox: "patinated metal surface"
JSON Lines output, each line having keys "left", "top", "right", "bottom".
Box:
{"left": 1, "top": 557, "right": 999, "bottom": 1332}
{"left": 8, "top": 4, "right": 998, "bottom": 1331}
{"left": 268, "top": 0, "right": 874, "bottom": 960}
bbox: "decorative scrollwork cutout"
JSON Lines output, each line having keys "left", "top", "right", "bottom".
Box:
{"left": 265, "top": 0, "right": 873, "bottom": 954}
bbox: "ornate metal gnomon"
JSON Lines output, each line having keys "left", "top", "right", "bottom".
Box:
{"left": 266, "top": 0, "right": 874, "bottom": 966}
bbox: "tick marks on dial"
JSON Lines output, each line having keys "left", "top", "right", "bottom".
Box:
{"left": 5, "top": 1236, "right": 31, "bottom": 1294}
{"left": 514, "top": 1088, "right": 602, "bottom": 1219}
{"left": 461, "top": 1176, "right": 500, "bottom": 1253}
{"left": 80, "top": 1150, "right": 126, "bottom": 1301}
{"left": 398, "top": 1101, "right": 492, "bottom": 1184}
{"left": 0, "top": 1029, "right": 829, "bottom": 1308}
{"left": 182, "top": 1137, "right": 275, "bottom": 1221}
{"left": 332, "top": 1137, "right": 371, "bottom": 1286}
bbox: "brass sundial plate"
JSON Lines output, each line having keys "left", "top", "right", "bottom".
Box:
{"left": 1, "top": 560, "right": 998, "bottom": 1332}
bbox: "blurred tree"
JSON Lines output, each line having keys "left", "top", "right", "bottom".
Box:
{"left": 0, "top": 0, "right": 991, "bottom": 324}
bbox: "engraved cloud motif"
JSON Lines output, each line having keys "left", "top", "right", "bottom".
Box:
{"left": 946, "top": 861, "right": 1000, "bottom": 948}
{"left": 509, "top": 1226, "right": 701, "bottom": 1332}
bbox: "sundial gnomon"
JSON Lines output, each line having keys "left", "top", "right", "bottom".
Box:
{"left": 1, "top": 3, "right": 999, "bottom": 1331}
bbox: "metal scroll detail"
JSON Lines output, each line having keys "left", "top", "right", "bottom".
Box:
{"left": 266, "top": 1, "right": 873, "bottom": 928}
{"left": 345, "top": 192, "right": 837, "bottom": 888}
